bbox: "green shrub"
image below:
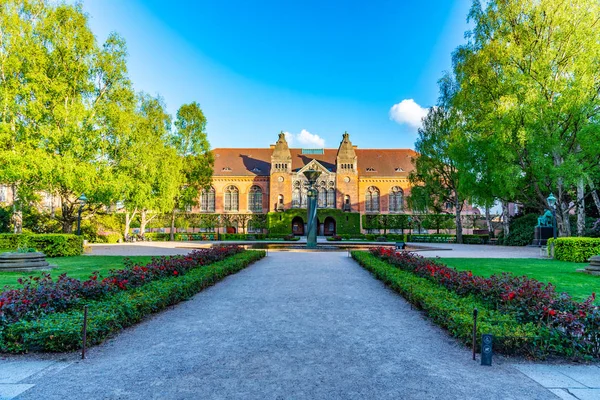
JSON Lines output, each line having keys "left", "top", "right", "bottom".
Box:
{"left": 497, "top": 213, "right": 538, "bottom": 246}
{"left": 94, "top": 232, "right": 122, "bottom": 244}
{"left": 351, "top": 251, "right": 544, "bottom": 357}
{"left": 0, "top": 251, "right": 265, "bottom": 353}
{"left": 143, "top": 232, "right": 217, "bottom": 241}
{"left": 549, "top": 237, "right": 600, "bottom": 263}
{"left": 406, "top": 234, "right": 489, "bottom": 244}
{"left": 0, "top": 233, "right": 82, "bottom": 257}
{"left": 365, "top": 234, "right": 407, "bottom": 242}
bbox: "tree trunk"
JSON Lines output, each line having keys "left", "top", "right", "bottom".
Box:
{"left": 169, "top": 209, "right": 176, "bottom": 241}
{"left": 587, "top": 176, "right": 600, "bottom": 215}
{"left": 577, "top": 178, "right": 586, "bottom": 236}
{"left": 60, "top": 198, "right": 76, "bottom": 233}
{"left": 140, "top": 209, "right": 157, "bottom": 237}
{"left": 502, "top": 201, "right": 510, "bottom": 237}
{"left": 485, "top": 206, "right": 493, "bottom": 238}
{"left": 454, "top": 197, "right": 463, "bottom": 244}
{"left": 11, "top": 184, "right": 22, "bottom": 234}
{"left": 124, "top": 209, "right": 137, "bottom": 238}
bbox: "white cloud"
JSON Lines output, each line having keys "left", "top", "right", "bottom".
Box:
{"left": 389, "top": 99, "right": 429, "bottom": 129}
{"left": 283, "top": 129, "right": 325, "bottom": 148}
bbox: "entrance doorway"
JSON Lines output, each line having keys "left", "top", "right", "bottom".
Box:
{"left": 226, "top": 226, "right": 237, "bottom": 234}
{"left": 324, "top": 217, "right": 336, "bottom": 236}
{"left": 292, "top": 216, "right": 305, "bottom": 236}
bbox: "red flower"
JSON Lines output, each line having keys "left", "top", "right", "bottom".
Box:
{"left": 508, "top": 292, "right": 516, "bottom": 300}
{"left": 549, "top": 309, "right": 556, "bottom": 316}
{"left": 173, "top": 271, "right": 179, "bottom": 275}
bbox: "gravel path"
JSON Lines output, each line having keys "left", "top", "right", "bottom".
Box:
{"left": 14, "top": 252, "right": 554, "bottom": 399}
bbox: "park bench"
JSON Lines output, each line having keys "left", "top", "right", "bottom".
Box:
{"left": 396, "top": 241, "right": 406, "bottom": 251}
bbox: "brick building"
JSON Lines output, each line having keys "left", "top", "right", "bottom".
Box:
{"left": 197, "top": 132, "right": 418, "bottom": 235}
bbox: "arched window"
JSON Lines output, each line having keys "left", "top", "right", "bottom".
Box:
{"left": 292, "top": 188, "right": 301, "bottom": 208}
{"left": 327, "top": 188, "right": 335, "bottom": 208}
{"left": 318, "top": 187, "right": 327, "bottom": 208}
{"left": 200, "top": 187, "right": 215, "bottom": 212}
{"left": 365, "top": 186, "right": 380, "bottom": 213}
{"left": 389, "top": 186, "right": 404, "bottom": 213}
{"left": 248, "top": 186, "right": 263, "bottom": 212}
{"left": 224, "top": 186, "right": 239, "bottom": 212}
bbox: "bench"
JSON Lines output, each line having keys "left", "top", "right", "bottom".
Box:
{"left": 396, "top": 241, "right": 406, "bottom": 250}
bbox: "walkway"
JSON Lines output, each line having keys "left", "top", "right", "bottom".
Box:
{"left": 1, "top": 251, "right": 560, "bottom": 399}
{"left": 87, "top": 240, "right": 544, "bottom": 258}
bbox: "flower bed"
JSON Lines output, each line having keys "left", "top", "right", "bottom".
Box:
{"left": 360, "top": 248, "right": 600, "bottom": 359}
{"left": 0, "top": 246, "right": 244, "bottom": 327}
{"left": 0, "top": 250, "right": 264, "bottom": 353}
{"left": 352, "top": 251, "right": 542, "bottom": 357}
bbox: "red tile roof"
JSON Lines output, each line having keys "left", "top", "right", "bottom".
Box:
{"left": 212, "top": 148, "right": 417, "bottom": 176}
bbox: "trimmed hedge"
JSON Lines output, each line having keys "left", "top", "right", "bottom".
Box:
{"left": 0, "top": 233, "right": 83, "bottom": 257}
{"left": 351, "top": 251, "right": 542, "bottom": 356}
{"left": 407, "top": 234, "right": 489, "bottom": 244}
{"left": 0, "top": 250, "right": 265, "bottom": 353}
{"left": 549, "top": 237, "right": 600, "bottom": 263}
{"left": 267, "top": 209, "right": 361, "bottom": 235}
{"left": 144, "top": 232, "right": 217, "bottom": 241}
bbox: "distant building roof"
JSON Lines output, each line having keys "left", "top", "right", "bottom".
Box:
{"left": 212, "top": 148, "right": 417, "bottom": 177}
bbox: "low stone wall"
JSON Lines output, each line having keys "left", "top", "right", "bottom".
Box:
{"left": 0, "top": 252, "right": 54, "bottom": 272}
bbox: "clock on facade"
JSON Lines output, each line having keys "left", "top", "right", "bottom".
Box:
{"left": 278, "top": 176, "right": 284, "bottom": 182}
{"left": 344, "top": 176, "right": 350, "bottom": 183}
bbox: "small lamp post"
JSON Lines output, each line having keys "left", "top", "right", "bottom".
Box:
{"left": 547, "top": 193, "right": 557, "bottom": 240}
{"left": 76, "top": 194, "right": 87, "bottom": 236}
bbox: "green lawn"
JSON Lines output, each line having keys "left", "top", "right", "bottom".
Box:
{"left": 440, "top": 258, "right": 600, "bottom": 302}
{"left": 0, "top": 255, "right": 154, "bottom": 290}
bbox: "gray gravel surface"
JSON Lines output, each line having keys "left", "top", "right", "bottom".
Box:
{"left": 17, "top": 251, "right": 555, "bottom": 399}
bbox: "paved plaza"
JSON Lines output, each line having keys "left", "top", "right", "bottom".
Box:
{"left": 86, "top": 239, "right": 544, "bottom": 258}
{"left": 2, "top": 251, "right": 591, "bottom": 399}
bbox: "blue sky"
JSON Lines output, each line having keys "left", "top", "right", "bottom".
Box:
{"left": 82, "top": 0, "right": 472, "bottom": 150}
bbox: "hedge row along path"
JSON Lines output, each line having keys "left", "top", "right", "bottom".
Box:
{"left": 2, "top": 252, "right": 563, "bottom": 399}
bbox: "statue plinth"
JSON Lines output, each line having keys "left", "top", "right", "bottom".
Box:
{"left": 532, "top": 226, "right": 553, "bottom": 246}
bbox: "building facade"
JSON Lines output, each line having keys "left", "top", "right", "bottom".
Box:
{"left": 195, "top": 132, "right": 418, "bottom": 235}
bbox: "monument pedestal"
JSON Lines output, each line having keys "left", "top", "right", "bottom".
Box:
{"left": 532, "top": 226, "right": 553, "bottom": 246}
{"left": 580, "top": 255, "right": 600, "bottom": 276}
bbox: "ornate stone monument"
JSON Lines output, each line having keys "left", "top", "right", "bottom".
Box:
{"left": 303, "top": 169, "right": 322, "bottom": 249}
{"left": 532, "top": 210, "right": 554, "bottom": 246}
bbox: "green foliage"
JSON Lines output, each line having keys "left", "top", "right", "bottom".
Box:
{"left": 351, "top": 251, "right": 544, "bottom": 357}
{"left": 549, "top": 237, "right": 600, "bottom": 263}
{"left": 0, "top": 234, "right": 82, "bottom": 257}
{"left": 408, "top": 234, "right": 489, "bottom": 244}
{"left": 94, "top": 232, "right": 122, "bottom": 244}
{"left": 452, "top": 0, "right": 600, "bottom": 237}
{"left": 0, "top": 251, "right": 265, "bottom": 353}
{"left": 0, "top": 207, "right": 11, "bottom": 233}
{"left": 497, "top": 214, "right": 538, "bottom": 246}
{"left": 267, "top": 209, "right": 360, "bottom": 235}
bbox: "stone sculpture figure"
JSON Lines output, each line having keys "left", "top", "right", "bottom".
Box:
{"left": 536, "top": 210, "right": 553, "bottom": 227}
